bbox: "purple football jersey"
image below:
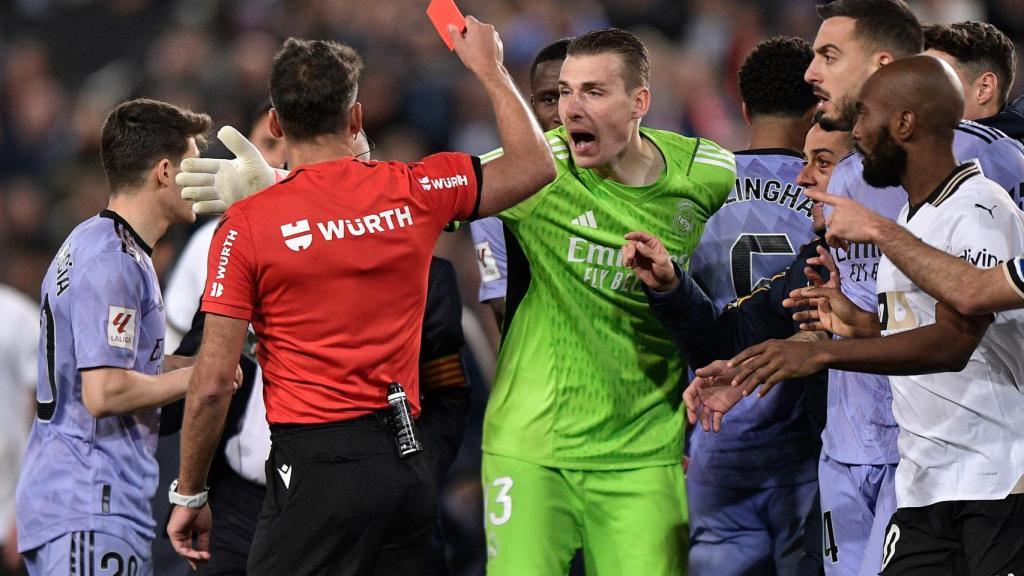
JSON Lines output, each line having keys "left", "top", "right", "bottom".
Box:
{"left": 470, "top": 216, "right": 508, "bottom": 303}
{"left": 16, "top": 210, "right": 166, "bottom": 557}
{"left": 688, "top": 150, "right": 820, "bottom": 487}
{"left": 691, "top": 149, "right": 817, "bottom": 309}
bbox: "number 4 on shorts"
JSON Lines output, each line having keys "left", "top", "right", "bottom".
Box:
{"left": 823, "top": 510, "right": 839, "bottom": 564}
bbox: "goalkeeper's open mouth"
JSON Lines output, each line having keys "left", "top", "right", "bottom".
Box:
{"left": 569, "top": 129, "right": 597, "bottom": 156}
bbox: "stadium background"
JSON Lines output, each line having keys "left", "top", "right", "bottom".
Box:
{"left": 0, "top": 0, "right": 1021, "bottom": 574}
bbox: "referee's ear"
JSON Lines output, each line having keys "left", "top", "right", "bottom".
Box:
{"left": 269, "top": 109, "right": 285, "bottom": 139}
{"left": 348, "top": 102, "right": 363, "bottom": 141}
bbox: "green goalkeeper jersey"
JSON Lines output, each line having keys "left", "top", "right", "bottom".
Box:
{"left": 484, "top": 125, "right": 735, "bottom": 469}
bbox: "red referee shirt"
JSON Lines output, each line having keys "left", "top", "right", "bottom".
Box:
{"left": 201, "top": 153, "right": 481, "bottom": 424}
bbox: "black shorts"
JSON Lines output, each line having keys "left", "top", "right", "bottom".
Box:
{"left": 880, "top": 493, "right": 1024, "bottom": 576}
{"left": 247, "top": 413, "right": 436, "bottom": 576}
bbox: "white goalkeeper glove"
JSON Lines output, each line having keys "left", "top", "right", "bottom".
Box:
{"left": 177, "top": 126, "right": 282, "bottom": 214}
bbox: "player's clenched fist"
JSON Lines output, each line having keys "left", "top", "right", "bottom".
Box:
{"left": 448, "top": 16, "right": 504, "bottom": 77}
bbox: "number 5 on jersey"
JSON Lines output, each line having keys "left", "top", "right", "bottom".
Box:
{"left": 487, "top": 476, "right": 514, "bottom": 526}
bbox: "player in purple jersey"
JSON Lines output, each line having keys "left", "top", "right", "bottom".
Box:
{"left": 924, "top": 22, "right": 1024, "bottom": 206}
{"left": 792, "top": 2, "right": 921, "bottom": 574}
{"left": 471, "top": 38, "right": 569, "bottom": 329}
{"left": 14, "top": 99, "right": 236, "bottom": 576}
{"left": 683, "top": 37, "right": 822, "bottom": 576}
{"left": 924, "top": 22, "right": 1015, "bottom": 127}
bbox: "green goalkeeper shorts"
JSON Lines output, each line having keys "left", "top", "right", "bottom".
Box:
{"left": 482, "top": 452, "right": 688, "bottom": 575}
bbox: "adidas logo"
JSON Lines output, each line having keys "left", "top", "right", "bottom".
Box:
{"left": 571, "top": 210, "right": 598, "bottom": 229}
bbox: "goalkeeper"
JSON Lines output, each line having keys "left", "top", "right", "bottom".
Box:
{"left": 476, "top": 30, "right": 733, "bottom": 575}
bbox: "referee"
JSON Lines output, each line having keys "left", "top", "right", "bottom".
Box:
{"left": 166, "top": 17, "right": 555, "bottom": 576}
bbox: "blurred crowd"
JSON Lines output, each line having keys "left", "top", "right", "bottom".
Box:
{"left": 2, "top": 0, "right": 1021, "bottom": 299}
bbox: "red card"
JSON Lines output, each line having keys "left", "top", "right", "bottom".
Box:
{"left": 427, "top": 0, "right": 466, "bottom": 51}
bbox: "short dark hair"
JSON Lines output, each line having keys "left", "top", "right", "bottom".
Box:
{"left": 567, "top": 29, "right": 650, "bottom": 90}
{"left": 817, "top": 0, "right": 923, "bottom": 59}
{"left": 270, "top": 38, "right": 364, "bottom": 142}
{"left": 739, "top": 36, "right": 817, "bottom": 118}
{"left": 100, "top": 98, "right": 211, "bottom": 193}
{"left": 924, "top": 21, "right": 1016, "bottom": 107}
{"left": 530, "top": 38, "right": 572, "bottom": 80}
{"left": 242, "top": 97, "right": 274, "bottom": 135}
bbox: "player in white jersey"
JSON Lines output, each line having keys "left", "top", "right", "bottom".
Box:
{"left": 726, "top": 55, "right": 1024, "bottom": 576}
{"left": 0, "top": 284, "right": 38, "bottom": 575}
{"left": 805, "top": 189, "right": 1024, "bottom": 316}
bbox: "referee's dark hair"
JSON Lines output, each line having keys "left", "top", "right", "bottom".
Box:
{"left": 817, "top": 0, "right": 923, "bottom": 59}
{"left": 101, "top": 98, "right": 211, "bottom": 194}
{"left": 568, "top": 29, "right": 650, "bottom": 90}
{"left": 739, "top": 36, "right": 817, "bottom": 118}
{"left": 924, "top": 21, "right": 1016, "bottom": 108}
{"left": 270, "top": 38, "right": 364, "bottom": 142}
{"left": 530, "top": 38, "right": 571, "bottom": 80}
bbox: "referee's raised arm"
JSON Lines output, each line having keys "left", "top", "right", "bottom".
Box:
{"left": 449, "top": 16, "right": 556, "bottom": 217}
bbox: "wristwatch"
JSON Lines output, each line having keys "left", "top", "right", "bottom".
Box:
{"left": 168, "top": 479, "right": 209, "bottom": 509}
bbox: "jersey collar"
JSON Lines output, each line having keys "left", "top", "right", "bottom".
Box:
{"left": 907, "top": 162, "right": 982, "bottom": 221}
{"left": 100, "top": 209, "right": 153, "bottom": 256}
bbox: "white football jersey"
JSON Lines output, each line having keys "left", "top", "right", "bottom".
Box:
{"left": 877, "top": 162, "right": 1024, "bottom": 508}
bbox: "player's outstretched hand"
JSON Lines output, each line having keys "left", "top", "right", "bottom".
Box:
{"left": 449, "top": 16, "right": 504, "bottom": 78}
{"left": 804, "top": 244, "right": 840, "bottom": 290}
{"left": 168, "top": 504, "right": 212, "bottom": 570}
{"left": 623, "top": 231, "right": 679, "bottom": 293}
{"left": 685, "top": 360, "right": 746, "bottom": 432}
{"left": 726, "top": 340, "right": 827, "bottom": 397}
{"left": 178, "top": 126, "right": 277, "bottom": 214}
{"left": 805, "top": 189, "right": 887, "bottom": 250}
{"left": 786, "top": 285, "right": 879, "bottom": 338}
{"left": 785, "top": 246, "right": 879, "bottom": 337}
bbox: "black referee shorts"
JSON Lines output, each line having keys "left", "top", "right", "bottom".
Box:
{"left": 880, "top": 493, "right": 1024, "bottom": 576}
{"left": 247, "top": 414, "right": 436, "bottom": 576}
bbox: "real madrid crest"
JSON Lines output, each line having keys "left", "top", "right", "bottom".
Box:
{"left": 674, "top": 199, "right": 697, "bottom": 235}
